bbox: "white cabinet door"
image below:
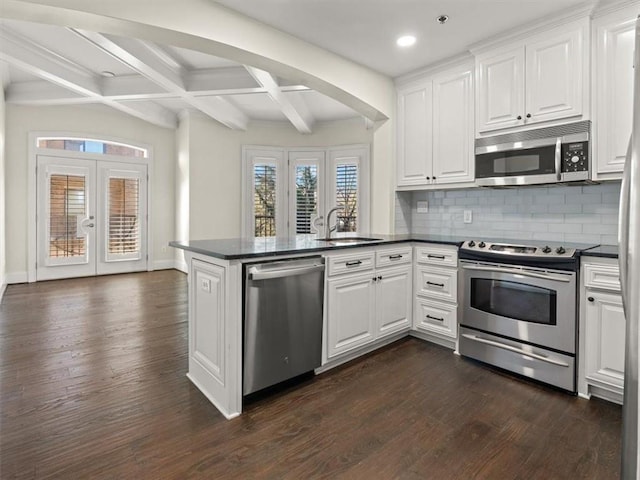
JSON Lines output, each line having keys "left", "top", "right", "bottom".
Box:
{"left": 326, "top": 272, "right": 376, "bottom": 359}
{"left": 432, "top": 66, "right": 474, "bottom": 183}
{"left": 396, "top": 82, "right": 433, "bottom": 186}
{"left": 476, "top": 47, "right": 525, "bottom": 132}
{"left": 594, "top": 11, "right": 636, "bottom": 177}
{"left": 585, "top": 290, "right": 625, "bottom": 390}
{"left": 375, "top": 265, "right": 412, "bottom": 338}
{"left": 525, "top": 28, "right": 584, "bottom": 124}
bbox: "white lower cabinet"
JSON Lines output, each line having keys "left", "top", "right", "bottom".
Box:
{"left": 580, "top": 257, "right": 625, "bottom": 403}
{"left": 414, "top": 296, "right": 457, "bottom": 338}
{"left": 584, "top": 290, "right": 625, "bottom": 392}
{"left": 325, "top": 246, "right": 412, "bottom": 361}
{"left": 375, "top": 265, "right": 412, "bottom": 337}
{"left": 412, "top": 244, "right": 459, "bottom": 344}
{"left": 326, "top": 271, "right": 376, "bottom": 359}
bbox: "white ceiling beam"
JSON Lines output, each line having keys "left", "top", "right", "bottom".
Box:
{"left": 70, "top": 29, "right": 248, "bottom": 130}
{"left": 245, "top": 66, "right": 315, "bottom": 134}
{"left": 0, "top": 28, "right": 101, "bottom": 97}
{"left": 0, "top": 27, "right": 176, "bottom": 129}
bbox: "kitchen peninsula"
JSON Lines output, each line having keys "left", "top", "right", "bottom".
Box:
{"left": 171, "top": 234, "right": 463, "bottom": 418}
{"left": 171, "top": 234, "right": 607, "bottom": 418}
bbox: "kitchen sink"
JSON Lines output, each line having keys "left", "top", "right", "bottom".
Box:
{"left": 315, "top": 236, "right": 382, "bottom": 245}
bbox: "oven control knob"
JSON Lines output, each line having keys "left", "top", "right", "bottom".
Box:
{"left": 542, "top": 246, "right": 552, "bottom": 253}
{"left": 556, "top": 246, "right": 566, "bottom": 254}
{"left": 478, "top": 241, "right": 486, "bottom": 248}
{"left": 468, "top": 240, "right": 476, "bottom": 247}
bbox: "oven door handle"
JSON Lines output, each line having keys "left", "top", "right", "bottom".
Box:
{"left": 461, "top": 334, "right": 570, "bottom": 367}
{"left": 461, "top": 265, "right": 571, "bottom": 283}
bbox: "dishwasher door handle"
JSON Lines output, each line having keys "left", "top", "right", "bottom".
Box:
{"left": 248, "top": 263, "right": 325, "bottom": 281}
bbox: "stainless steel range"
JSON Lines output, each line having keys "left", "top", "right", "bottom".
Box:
{"left": 458, "top": 239, "right": 597, "bottom": 393}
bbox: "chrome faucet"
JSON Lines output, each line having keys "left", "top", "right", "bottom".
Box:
{"left": 324, "top": 207, "right": 341, "bottom": 240}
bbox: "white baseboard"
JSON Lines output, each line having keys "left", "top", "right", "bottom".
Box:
{"left": 0, "top": 277, "right": 6, "bottom": 302}
{"left": 6, "top": 271, "right": 28, "bottom": 284}
{"left": 153, "top": 259, "right": 177, "bottom": 270}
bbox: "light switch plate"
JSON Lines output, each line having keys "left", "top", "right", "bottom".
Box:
{"left": 417, "top": 201, "right": 429, "bottom": 213}
{"left": 463, "top": 210, "right": 472, "bottom": 223}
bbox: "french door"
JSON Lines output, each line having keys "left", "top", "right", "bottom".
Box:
{"left": 36, "top": 155, "right": 148, "bottom": 281}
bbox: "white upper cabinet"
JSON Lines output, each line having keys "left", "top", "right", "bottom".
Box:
{"left": 475, "top": 18, "right": 589, "bottom": 134}
{"left": 396, "top": 60, "right": 474, "bottom": 188}
{"left": 592, "top": 5, "right": 637, "bottom": 179}
{"left": 477, "top": 47, "right": 525, "bottom": 131}
{"left": 432, "top": 66, "right": 475, "bottom": 184}
{"left": 396, "top": 82, "right": 433, "bottom": 186}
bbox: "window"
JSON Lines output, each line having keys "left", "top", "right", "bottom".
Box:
{"left": 37, "top": 137, "right": 147, "bottom": 158}
{"left": 243, "top": 145, "right": 369, "bottom": 238}
{"left": 48, "top": 174, "right": 87, "bottom": 258}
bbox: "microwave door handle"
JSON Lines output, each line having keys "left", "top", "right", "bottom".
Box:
{"left": 555, "top": 137, "right": 562, "bottom": 181}
{"left": 462, "top": 265, "right": 572, "bottom": 283}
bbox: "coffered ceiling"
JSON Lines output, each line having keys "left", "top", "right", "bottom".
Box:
{"left": 0, "top": 1, "right": 616, "bottom": 131}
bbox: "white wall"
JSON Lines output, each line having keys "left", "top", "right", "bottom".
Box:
{"left": 182, "top": 113, "right": 375, "bottom": 241}
{"left": 5, "top": 104, "right": 176, "bottom": 279}
{"left": 0, "top": 87, "right": 6, "bottom": 297}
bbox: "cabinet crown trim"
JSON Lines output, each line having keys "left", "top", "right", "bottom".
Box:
{"left": 470, "top": 9, "right": 591, "bottom": 55}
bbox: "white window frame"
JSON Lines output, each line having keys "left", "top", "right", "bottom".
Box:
{"left": 241, "top": 146, "right": 287, "bottom": 238}
{"left": 241, "top": 144, "right": 370, "bottom": 238}
{"left": 27, "top": 131, "right": 153, "bottom": 283}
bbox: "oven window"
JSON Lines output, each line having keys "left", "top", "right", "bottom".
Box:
{"left": 470, "top": 278, "right": 557, "bottom": 325}
{"left": 476, "top": 145, "right": 556, "bottom": 179}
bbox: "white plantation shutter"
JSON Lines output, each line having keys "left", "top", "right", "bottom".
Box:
{"left": 328, "top": 146, "right": 370, "bottom": 234}
{"left": 288, "top": 151, "right": 325, "bottom": 236}
{"left": 334, "top": 164, "right": 358, "bottom": 233}
{"left": 253, "top": 164, "right": 278, "bottom": 237}
{"left": 108, "top": 177, "right": 140, "bottom": 255}
{"left": 48, "top": 174, "right": 87, "bottom": 259}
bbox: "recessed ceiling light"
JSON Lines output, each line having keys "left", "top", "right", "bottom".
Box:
{"left": 100, "top": 71, "right": 116, "bottom": 78}
{"left": 437, "top": 15, "right": 449, "bottom": 25}
{"left": 396, "top": 35, "right": 416, "bottom": 47}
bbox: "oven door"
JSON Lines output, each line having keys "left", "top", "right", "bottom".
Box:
{"left": 459, "top": 261, "right": 576, "bottom": 354}
{"left": 475, "top": 137, "right": 561, "bottom": 187}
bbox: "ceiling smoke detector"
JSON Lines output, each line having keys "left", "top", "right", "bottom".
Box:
{"left": 437, "top": 15, "right": 449, "bottom": 25}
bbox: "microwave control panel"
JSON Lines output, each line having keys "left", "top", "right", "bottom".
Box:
{"left": 561, "top": 141, "right": 589, "bottom": 172}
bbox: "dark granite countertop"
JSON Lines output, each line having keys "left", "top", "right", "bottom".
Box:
{"left": 169, "top": 234, "right": 466, "bottom": 260}
{"left": 581, "top": 245, "right": 619, "bottom": 259}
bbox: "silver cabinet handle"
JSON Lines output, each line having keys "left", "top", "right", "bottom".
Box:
{"left": 462, "top": 265, "right": 571, "bottom": 283}
{"left": 461, "top": 334, "right": 569, "bottom": 367}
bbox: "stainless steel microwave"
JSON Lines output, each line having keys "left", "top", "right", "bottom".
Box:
{"left": 475, "top": 121, "right": 592, "bottom": 187}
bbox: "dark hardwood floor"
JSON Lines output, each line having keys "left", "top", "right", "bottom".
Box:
{"left": 0, "top": 270, "right": 621, "bottom": 479}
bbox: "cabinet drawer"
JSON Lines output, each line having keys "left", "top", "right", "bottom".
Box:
{"left": 376, "top": 246, "right": 412, "bottom": 268}
{"left": 414, "top": 297, "right": 457, "bottom": 338}
{"left": 583, "top": 263, "right": 621, "bottom": 291}
{"left": 415, "top": 265, "right": 457, "bottom": 302}
{"left": 415, "top": 245, "right": 458, "bottom": 267}
{"left": 327, "top": 250, "right": 375, "bottom": 277}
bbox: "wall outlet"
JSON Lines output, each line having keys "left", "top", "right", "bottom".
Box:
{"left": 201, "top": 278, "right": 211, "bottom": 293}
{"left": 161, "top": 246, "right": 167, "bottom": 253}
{"left": 463, "top": 210, "right": 473, "bottom": 223}
{"left": 417, "top": 201, "right": 429, "bottom": 213}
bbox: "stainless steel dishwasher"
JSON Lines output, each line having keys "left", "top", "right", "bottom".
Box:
{"left": 243, "top": 256, "right": 325, "bottom": 395}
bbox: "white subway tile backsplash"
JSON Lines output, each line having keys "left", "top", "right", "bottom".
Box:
{"left": 406, "top": 183, "right": 621, "bottom": 245}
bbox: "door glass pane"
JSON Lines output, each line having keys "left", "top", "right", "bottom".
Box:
{"left": 295, "top": 165, "right": 318, "bottom": 234}
{"left": 335, "top": 164, "right": 358, "bottom": 233}
{"left": 108, "top": 178, "right": 140, "bottom": 255}
{"left": 254, "top": 164, "right": 277, "bottom": 237}
{"left": 470, "top": 278, "right": 557, "bottom": 325}
{"left": 48, "top": 175, "right": 86, "bottom": 258}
